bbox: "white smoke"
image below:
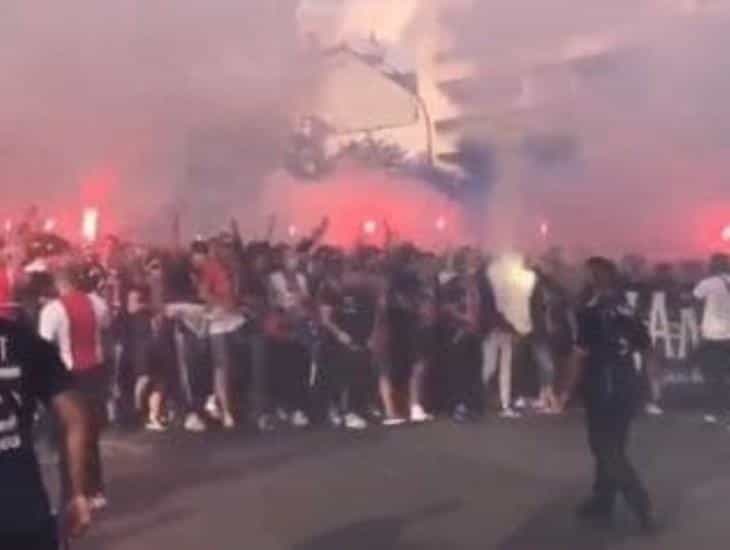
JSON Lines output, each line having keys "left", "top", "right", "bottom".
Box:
{"left": 436, "top": 1, "right": 730, "bottom": 258}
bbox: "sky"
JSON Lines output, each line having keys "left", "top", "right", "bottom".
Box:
{"left": 4, "top": 1, "right": 730, "bottom": 257}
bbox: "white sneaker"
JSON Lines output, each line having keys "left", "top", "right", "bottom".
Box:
{"left": 90, "top": 494, "right": 109, "bottom": 511}
{"left": 499, "top": 408, "right": 522, "bottom": 419}
{"left": 276, "top": 408, "right": 290, "bottom": 423}
{"left": 410, "top": 404, "right": 434, "bottom": 423}
{"left": 344, "top": 413, "right": 368, "bottom": 430}
{"left": 383, "top": 416, "right": 407, "bottom": 427}
{"left": 205, "top": 396, "right": 222, "bottom": 421}
{"left": 222, "top": 413, "right": 236, "bottom": 430}
{"left": 291, "top": 410, "right": 310, "bottom": 428}
{"left": 145, "top": 418, "right": 168, "bottom": 432}
{"left": 184, "top": 413, "right": 207, "bottom": 433}
{"left": 704, "top": 414, "right": 719, "bottom": 424}
{"left": 645, "top": 403, "right": 664, "bottom": 416}
{"left": 513, "top": 397, "right": 528, "bottom": 409}
{"left": 328, "top": 408, "right": 344, "bottom": 428}
{"left": 257, "top": 415, "right": 276, "bottom": 432}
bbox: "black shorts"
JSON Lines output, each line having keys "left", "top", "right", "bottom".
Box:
{"left": 75, "top": 367, "right": 108, "bottom": 425}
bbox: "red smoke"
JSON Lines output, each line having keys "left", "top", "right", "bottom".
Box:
{"left": 259, "top": 164, "right": 465, "bottom": 249}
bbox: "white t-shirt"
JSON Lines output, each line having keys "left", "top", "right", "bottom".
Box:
{"left": 694, "top": 274, "right": 730, "bottom": 341}
{"left": 487, "top": 254, "right": 537, "bottom": 336}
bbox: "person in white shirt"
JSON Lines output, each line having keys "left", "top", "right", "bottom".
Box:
{"left": 483, "top": 253, "right": 539, "bottom": 418}
{"left": 693, "top": 253, "right": 730, "bottom": 424}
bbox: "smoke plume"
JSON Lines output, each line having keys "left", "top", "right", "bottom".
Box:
{"left": 0, "top": 1, "right": 311, "bottom": 240}
{"left": 6, "top": 1, "right": 730, "bottom": 259}
{"left": 436, "top": 1, "right": 730, "bottom": 258}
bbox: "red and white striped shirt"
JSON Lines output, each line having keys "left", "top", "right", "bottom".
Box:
{"left": 39, "top": 291, "right": 109, "bottom": 371}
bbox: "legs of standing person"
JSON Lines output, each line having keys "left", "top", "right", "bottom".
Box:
{"left": 146, "top": 382, "right": 166, "bottom": 430}
{"left": 377, "top": 345, "right": 404, "bottom": 423}
{"left": 584, "top": 405, "right": 617, "bottom": 515}
{"left": 447, "top": 333, "right": 481, "bottom": 420}
{"left": 532, "top": 337, "right": 559, "bottom": 413}
{"left": 318, "top": 339, "right": 344, "bottom": 425}
{"left": 700, "top": 341, "right": 730, "bottom": 421}
{"left": 378, "top": 370, "right": 402, "bottom": 423}
{"left": 76, "top": 368, "right": 107, "bottom": 505}
{"left": 348, "top": 350, "right": 371, "bottom": 417}
{"left": 583, "top": 402, "right": 652, "bottom": 526}
{"left": 408, "top": 328, "right": 436, "bottom": 421}
{"left": 249, "top": 331, "right": 273, "bottom": 431}
{"left": 465, "top": 335, "right": 485, "bottom": 415}
{"left": 409, "top": 359, "right": 433, "bottom": 421}
{"left": 268, "top": 338, "right": 287, "bottom": 420}
{"left": 277, "top": 339, "right": 311, "bottom": 426}
{"left": 210, "top": 332, "right": 236, "bottom": 429}
{"left": 447, "top": 335, "right": 469, "bottom": 418}
{"left": 641, "top": 351, "right": 664, "bottom": 416}
{"left": 338, "top": 347, "right": 369, "bottom": 429}
{"left": 175, "top": 324, "right": 208, "bottom": 432}
{"left": 498, "top": 334, "right": 514, "bottom": 414}
{"left": 483, "top": 331, "right": 515, "bottom": 415}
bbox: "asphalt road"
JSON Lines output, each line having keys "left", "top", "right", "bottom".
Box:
{"left": 71, "top": 412, "right": 730, "bottom": 550}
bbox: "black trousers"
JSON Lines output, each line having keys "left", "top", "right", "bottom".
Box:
{"left": 269, "top": 339, "right": 310, "bottom": 413}
{"left": 585, "top": 400, "right": 650, "bottom": 516}
{"left": 319, "top": 340, "right": 371, "bottom": 416}
{"left": 2, "top": 519, "right": 59, "bottom": 550}
{"left": 247, "top": 331, "right": 269, "bottom": 418}
{"left": 173, "top": 324, "right": 212, "bottom": 415}
{"left": 446, "top": 332, "right": 483, "bottom": 413}
{"left": 699, "top": 340, "right": 730, "bottom": 415}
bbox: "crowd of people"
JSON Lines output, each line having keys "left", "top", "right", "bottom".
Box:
{"left": 1, "top": 211, "right": 729, "bottom": 456}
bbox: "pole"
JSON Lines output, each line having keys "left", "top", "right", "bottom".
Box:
{"left": 415, "top": 94, "right": 435, "bottom": 167}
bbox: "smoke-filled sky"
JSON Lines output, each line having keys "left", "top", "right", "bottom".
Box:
{"left": 434, "top": 0, "right": 730, "bottom": 258}
{"left": 0, "top": 1, "right": 309, "bottom": 238}
{"left": 4, "top": 1, "right": 730, "bottom": 257}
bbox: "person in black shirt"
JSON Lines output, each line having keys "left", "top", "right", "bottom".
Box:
{"left": 0, "top": 317, "right": 92, "bottom": 549}
{"left": 561, "top": 257, "right": 655, "bottom": 532}
{"left": 318, "top": 255, "right": 376, "bottom": 430}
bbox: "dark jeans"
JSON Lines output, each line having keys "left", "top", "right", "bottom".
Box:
{"left": 2, "top": 518, "right": 59, "bottom": 550}
{"left": 269, "top": 339, "right": 310, "bottom": 413}
{"left": 699, "top": 340, "right": 730, "bottom": 415}
{"left": 247, "top": 331, "right": 269, "bottom": 419}
{"left": 446, "top": 332, "right": 483, "bottom": 413}
{"left": 173, "top": 324, "right": 212, "bottom": 416}
{"left": 319, "top": 340, "right": 371, "bottom": 416}
{"left": 585, "top": 401, "right": 650, "bottom": 516}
